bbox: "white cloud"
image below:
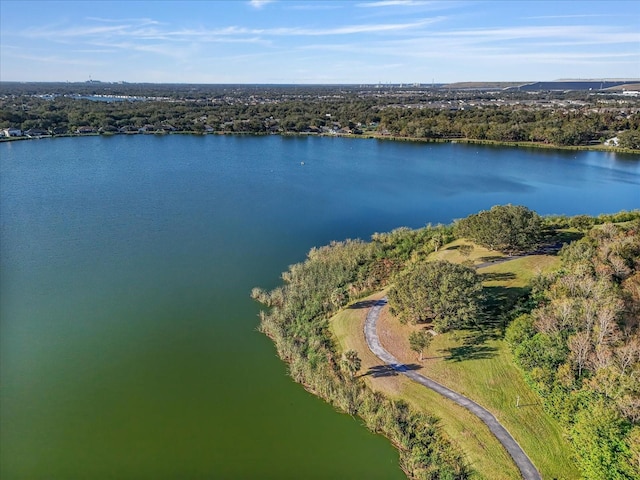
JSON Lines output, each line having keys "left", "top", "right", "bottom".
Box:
{"left": 288, "top": 4, "right": 343, "bottom": 10}
{"left": 185, "top": 18, "right": 442, "bottom": 38}
{"left": 1, "top": 51, "right": 104, "bottom": 67}
{"left": 85, "top": 17, "right": 163, "bottom": 25}
{"left": 261, "top": 17, "right": 442, "bottom": 35}
{"left": 438, "top": 25, "right": 638, "bottom": 43}
{"left": 523, "top": 14, "right": 619, "bottom": 20}
{"left": 18, "top": 17, "right": 445, "bottom": 43}
{"left": 4, "top": 1, "right": 638, "bottom": 83}
{"left": 358, "top": 0, "right": 433, "bottom": 7}
{"left": 249, "top": 0, "right": 275, "bottom": 8}
{"left": 24, "top": 24, "right": 131, "bottom": 38}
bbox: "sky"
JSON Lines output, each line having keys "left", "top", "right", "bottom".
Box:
{"left": 1, "top": 0, "right": 638, "bottom": 84}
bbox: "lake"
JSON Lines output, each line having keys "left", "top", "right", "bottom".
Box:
{"left": 1, "top": 135, "right": 638, "bottom": 479}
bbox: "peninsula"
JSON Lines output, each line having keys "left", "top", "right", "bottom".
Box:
{"left": 253, "top": 207, "right": 640, "bottom": 479}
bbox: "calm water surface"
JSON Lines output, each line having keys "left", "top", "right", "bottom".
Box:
{"left": 1, "top": 135, "right": 638, "bottom": 479}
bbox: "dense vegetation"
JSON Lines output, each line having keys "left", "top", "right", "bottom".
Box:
{"left": 252, "top": 235, "right": 469, "bottom": 479}
{"left": 388, "top": 261, "right": 483, "bottom": 332}
{"left": 506, "top": 222, "right": 640, "bottom": 479}
{"left": 376, "top": 104, "right": 640, "bottom": 148}
{"left": 1, "top": 83, "right": 639, "bottom": 149}
{"left": 252, "top": 208, "right": 640, "bottom": 479}
{"left": 454, "top": 205, "right": 543, "bottom": 254}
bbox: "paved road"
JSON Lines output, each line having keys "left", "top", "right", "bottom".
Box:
{"left": 364, "top": 297, "right": 542, "bottom": 480}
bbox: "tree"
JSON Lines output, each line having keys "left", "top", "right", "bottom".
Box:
{"left": 388, "top": 260, "right": 483, "bottom": 332}
{"left": 505, "top": 313, "right": 536, "bottom": 347}
{"left": 571, "top": 402, "right": 636, "bottom": 480}
{"left": 458, "top": 244, "right": 474, "bottom": 258}
{"left": 569, "top": 214, "right": 594, "bottom": 232}
{"left": 409, "top": 330, "right": 432, "bottom": 361}
{"left": 431, "top": 232, "right": 445, "bottom": 252}
{"left": 618, "top": 129, "right": 640, "bottom": 150}
{"left": 455, "top": 204, "right": 542, "bottom": 254}
{"left": 568, "top": 330, "right": 592, "bottom": 377}
{"left": 340, "top": 350, "right": 362, "bottom": 379}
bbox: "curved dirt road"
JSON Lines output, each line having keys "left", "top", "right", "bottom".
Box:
{"left": 364, "top": 297, "right": 541, "bottom": 480}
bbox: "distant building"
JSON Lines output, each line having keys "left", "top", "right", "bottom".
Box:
{"left": 3, "top": 127, "right": 22, "bottom": 137}
{"left": 25, "top": 128, "right": 49, "bottom": 137}
{"left": 139, "top": 124, "right": 156, "bottom": 133}
{"left": 119, "top": 126, "right": 138, "bottom": 133}
{"left": 76, "top": 126, "right": 97, "bottom": 134}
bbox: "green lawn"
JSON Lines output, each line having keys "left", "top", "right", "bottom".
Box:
{"left": 422, "top": 331, "right": 578, "bottom": 479}
{"left": 330, "top": 247, "right": 580, "bottom": 479}
{"left": 427, "top": 239, "right": 508, "bottom": 265}
{"left": 331, "top": 295, "right": 521, "bottom": 480}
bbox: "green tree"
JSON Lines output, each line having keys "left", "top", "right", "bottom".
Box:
{"left": 458, "top": 244, "right": 473, "bottom": 258}
{"left": 409, "top": 330, "right": 432, "bottom": 361}
{"left": 340, "top": 350, "right": 362, "bottom": 379}
{"left": 431, "top": 232, "right": 445, "bottom": 252}
{"left": 388, "top": 260, "right": 483, "bottom": 332}
{"left": 571, "top": 402, "right": 636, "bottom": 480}
{"left": 618, "top": 129, "right": 640, "bottom": 150}
{"left": 569, "top": 214, "right": 594, "bottom": 232}
{"left": 455, "top": 204, "right": 543, "bottom": 254}
{"left": 505, "top": 313, "right": 536, "bottom": 347}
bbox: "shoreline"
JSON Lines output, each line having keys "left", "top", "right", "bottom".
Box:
{"left": 1, "top": 130, "right": 638, "bottom": 155}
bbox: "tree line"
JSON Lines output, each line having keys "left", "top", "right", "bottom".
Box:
{"left": 506, "top": 221, "right": 640, "bottom": 479}
{"left": 378, "top": 104, "right": 640, "bottom": 148}
{"left": 1, "top": 83, "right": 639, "bottom": 149}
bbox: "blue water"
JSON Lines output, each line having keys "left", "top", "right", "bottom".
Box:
{"left": 1, "top": 135, "right": 638, "bottom": 479}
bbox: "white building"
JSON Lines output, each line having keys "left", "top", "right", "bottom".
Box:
{"left": 2, "top": 128, "right": 22, "bottom": 137}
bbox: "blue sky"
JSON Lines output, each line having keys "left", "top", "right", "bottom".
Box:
{"left": 1, "top": 0, "right": 638, "bottom": 83}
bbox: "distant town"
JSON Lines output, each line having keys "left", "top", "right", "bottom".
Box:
{"left": 1, "top": 80, "right": 639, "bottom": 149}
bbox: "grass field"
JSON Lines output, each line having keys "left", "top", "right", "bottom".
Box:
{"left": 427, "top": 239, "right": 508, "bottom": 265}
{"left": 331, "top": 292, "right": 521, "bottom": 480}
{"left": 330, "top": 247, "right": 580, "bottom": 479}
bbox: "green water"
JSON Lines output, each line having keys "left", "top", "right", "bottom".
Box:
{"left": 1, "top": 135, "right": 638, "bottom": 479}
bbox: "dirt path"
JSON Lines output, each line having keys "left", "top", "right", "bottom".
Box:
{"left": 364, "top": 297, "right": 541, "bottom": 480}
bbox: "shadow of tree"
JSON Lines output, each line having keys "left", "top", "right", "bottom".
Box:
{"left": 444, "top": 343, "right": 498, "bottom": 362}
{"left": 479, "top": 255, "right": 504, "bottom": 263}
{"left": 482, "top": 285, "right": 529, "bottom": 318}
{"left": 363, "top": 363, "right": 422, "bottom": 377}
{"left": 349, "top": 299, "right": 384, "bottom": 309}
{"left": 551, "top": 230, "right": 583, "bottom": 245}
{"left": 442, "top": 329, "right": 499, "bottom": 362}
{"left": 481, "top": 272, "right": 516, "bottom": 282}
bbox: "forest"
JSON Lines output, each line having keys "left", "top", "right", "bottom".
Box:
{"left": 1, "top": 82, "right": 639, "bottom": 150}
{"left": 506, "top": 222, "right": 640, "bottom": 479}
{"left": 252, "top": 207, "right": 640, "bottom": 479}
